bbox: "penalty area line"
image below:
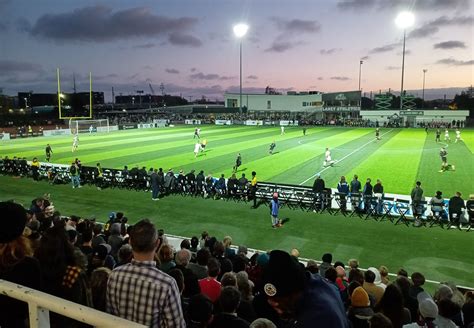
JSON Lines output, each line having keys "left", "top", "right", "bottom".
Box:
{"left": 298, "top": 129, "right": 395, "bottom": 186}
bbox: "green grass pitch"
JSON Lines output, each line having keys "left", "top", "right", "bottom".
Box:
{"left": 0, "top": 126, "right": 473, "bottom": 288}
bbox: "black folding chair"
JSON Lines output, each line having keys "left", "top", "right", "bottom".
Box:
{"left": 320, "top": 189, "right": 334, "bottom": 215}
{"left": 429, "top": 204, "right": 447, "bottom": 229}
{"left": 349, "top": 193, "right": 363, "bottom": 218}
{"left": 334, "top": 192, "right": 348, "bottom": 216}
{"left": 395, "top": 199, "right": 411, "bottom": 226}
{"left": 365, "top": 197, "right": 379, "bottom": 221}
{"left": 380, "top": 197, "right": 395, "bottom": 222}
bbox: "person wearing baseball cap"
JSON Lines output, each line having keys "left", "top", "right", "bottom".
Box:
{"left": 256, "top": 250, "right": 349, "bottom": 327}
{"left": 0, "top": 202, "right": 42, "bottom": 328}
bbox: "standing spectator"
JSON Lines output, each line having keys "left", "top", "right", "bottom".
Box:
{"left": 188, "top": 248, "right": 210, "bottom": 280}
{"left": 106, "top": 219, "right": 185, "bottom": 327}
{"left": 95, "top": 163, "right": 103, "bottom": 190}
{"left": 250, "top": 171, "right": 258, "bottom": 208}
{"left": 373, "top": 179, "right": 384, "bottom": 214}
{"left": 411, "top": 181, "right": 424, "bottom": 225}
{"left": 350, "top": 174, "right": 361, "bottom": 193}
{"left": 107, "top": 223, "right": 123, "bottom": 260}
{"left": 363, "top": 178, "right": 373, "bottom": 213}
{"left": 158, "top": 244, "right": 176, "bottom": 273}
{"left": 69, "top": 161, "right": 81, "bottom": 189}
{"left": 312, "top": 174, "right": 325, "bottom": 211}
{"left": 448, "top": 192, "right": 466, "bottom": 229}
{"left": 347, "top": 287, "right": 374, "bottom": 328}
{"left": 270, "top": 193, "right": 281, "bottom": 228}
{"left": 90, "top": 267, "right": 111, "bottom": 312}
{"left": 409, "top": 272, "right": 425, "bottom": 299}
{"left": 0, "top": 202, "right": 42, "bottom": 328}
{"left": 151, "top": 168, "right": 160, "bottom": 201}
{"left": 466, "top": 194, "right": 474, "bottom": 230}
{"left": 363, "top": 270, "right": 385, "bottom": 305}
{"left": 337, "top": 176, "right": 349, "bottom": 212}
{"left": 175, "top": 249, "right": 201, "bottom": 298}
{"left": 31, "top": 157, "right": 40, "bottom": 181}
{"left": 463, "top": 291, "right": 474, "bottom": 327}
{"left": 319, "top": 253, "right": 333, "bottom": 279}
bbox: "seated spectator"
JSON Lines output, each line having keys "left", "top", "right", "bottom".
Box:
{"left": 91, "top": 223, "right": 106, "bottom": 249}
{"left": 106, "top": 219, "right": 185, "bottom": 327}
{"left": 409, "top": 272, "right": 425, "bottom": 299}
{"left": 429, "top": 191, "right": 448, "bottom": 221}
{"left": 88, "top": 243, "right": 115, "bottom": 274}
{"left": 255, "top": 250, "right": 349, "bottom": 327}
{"left": 403, "top": 292, "right": 438, "bottom": 328}
{"left": 190, "top": 236, "right": 199, "bottom": 253}
{"left": 363, "top": 269, "right": 385, "bottom": 305}
{"left": 462, "top": 290, "right": 474, "bottom": 327}
{"left": 379, "top": 266, "right": 390, "bottom": 285}
{"left": 250, "top": 318, "right": 276, "bottom": 328}
{"left": 319, "top": 253, "right": 333, "bottom": 278}
{"left": 448, "top": 192, "right": 466, "bottom": 228}
{"left": 175, "top": 249, "right": 201, "bottom": 298}
{"left": 210, "top": 286, "right": 250, "bottom": 328}
{"left": 374, "top": 284, "right": 411, "bottom": 328}
{"left": 158, "top": 244, "right": 176, "bottom": 273}
{"left": 221, "top": 271, "right": 238, "bottom": 287}
{"left": 116, "top": 244, "right": 133, "bottom": 267}
{"left": 223, "top": 236, "right": 236, "bottom": 259}
{"left": 107, "top": 223, "right": 124, "bottom": 260}
{"left": 437, "top": 298, "right": 463, "bottom": 327}
{"left": 368, "top": 267, "right": 386, "bottom": 290}
{"left": 0, "top": 202, "right": 42, "bottom": 328}
{"left": 347, "top": 287, "right": 374, "bottom": 328}
{"left": 395, "top": 276, "right": 418, "bottom": 323}
{"left": 188, "top": 248, "right": 210, "bottom": 280}
{"left": 187, "top": 294, "right": 214, "bottom": 328}
{"left": 90, "top": 267, "right": 111, "bottom": 312}
{"left": 306, "top": 260, "right": 319, "bottom": 274}
{"left": 199, "top": 258, "right": 222, "bottom": 303}
{"left": 369, "top": 313, "right": 393, "bottom": 328}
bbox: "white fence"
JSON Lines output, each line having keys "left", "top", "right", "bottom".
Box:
{"left": 0, "top": 279, "right": 146, "bottom": 328}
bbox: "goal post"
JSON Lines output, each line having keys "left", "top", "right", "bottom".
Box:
{"left": 69, "top": 119, "right": 110, "bottom": 134}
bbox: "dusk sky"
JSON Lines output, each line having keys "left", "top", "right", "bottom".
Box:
{"left": 0, "top": 0, "right": 472, "bottom": 101}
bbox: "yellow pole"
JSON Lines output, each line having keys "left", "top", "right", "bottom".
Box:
{"left": 89, "top": 72, "right": 92, "bottom": 118}
{"left": 57, "top": 68, "right": 61, "bottom": 119}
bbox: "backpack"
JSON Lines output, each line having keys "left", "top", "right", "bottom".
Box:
{"left": 70, "top": 165, "right": 77, "bottom": 175}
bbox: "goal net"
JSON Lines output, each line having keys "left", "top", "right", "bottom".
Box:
{"left": 69, "top": 119, "right": 110, "bottom": 134}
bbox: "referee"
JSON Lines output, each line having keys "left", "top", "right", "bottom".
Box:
{"left": 45, "top": 144, "right": 53, "bottom": 162}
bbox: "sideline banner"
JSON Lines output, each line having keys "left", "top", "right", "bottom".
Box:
{"left": 280, "top": 120, "right": 299, "bottom": 126}
{"left": 137, "top": 123, "right": 156, "bottom": 129}
{"left": 245, "top": 120, "right": 263, "bottom": 126}
{"left": 0, "top": 133, "right": 11, "bottom": 140}
{"left": 215, "top": 120, "right": 232, "bottom": 125}
{"left": 119, "top": 124, "right": 137, "bottom": 130}
{"left": 43, "top": 129, "right": 72, "bottom": 137}
{"left": 185, "top": 119, "right": 201, "bottom": 125}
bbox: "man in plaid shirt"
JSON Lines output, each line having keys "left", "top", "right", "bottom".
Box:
{"left": 106, "top": 219, "right": 185, "bottom": 327}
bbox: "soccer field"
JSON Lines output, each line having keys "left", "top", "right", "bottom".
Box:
{"left": 1, "top": 125, "right": 473, "bottom": 196}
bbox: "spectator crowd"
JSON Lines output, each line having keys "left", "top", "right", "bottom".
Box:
{"left": 1, "top": 196, "right": 473, "bottom": 328}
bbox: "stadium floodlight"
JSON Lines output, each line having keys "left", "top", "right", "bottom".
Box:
{"left": 395, "top": 11, "right": 415, "bottom": 111}
{"left": 233, "top": 23, "right": 249, "bottom": 114}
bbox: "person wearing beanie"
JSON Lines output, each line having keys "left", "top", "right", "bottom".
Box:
{"left": 0, "top": 202, "right": 42, "bottom": 328}
{"left": 270, "top": 192, "right": 281, "bottom": 228}
{"left": 403, "top": 292, "right": 438, "bottom": 328}
{"left": 254, "top": 250, "right": 349, "bottom": 327}
{"left": 348, "top": 287, "right": 374, "bottom": 328}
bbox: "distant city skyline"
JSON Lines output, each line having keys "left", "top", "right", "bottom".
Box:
{"left": 0, "top": 0, "right": 472, "bottom": 101}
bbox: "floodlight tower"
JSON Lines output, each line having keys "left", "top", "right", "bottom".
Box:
{"left": 233, "top": 23, "right": 249, "bottom": 114}
{"left": 422, "top": 69, "right": 427, "bottom": 109}
{"left": 395, "top": 11, "right": 415, "bottom": 111}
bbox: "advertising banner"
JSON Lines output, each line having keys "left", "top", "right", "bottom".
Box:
{"left": 185, "top": 119, "right": 201, "bottom": 125}
{"left": 119, "top": 124, "right": 137, "bottom": 130}
{"left": 43, "top": 129, "right": 72, "bottom": 137}
{"left": 0, "top": 133, "right": 11, "bottom": 140}
{"left": 245, "top": 120, "right": 264, "bottom": 126}
{"left": 215, "top": 120, "right": 232, "bottom": 125}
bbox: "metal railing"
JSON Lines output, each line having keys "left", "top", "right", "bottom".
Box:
{"left": 0, "top": 279, "right": 146, "bottom": 328}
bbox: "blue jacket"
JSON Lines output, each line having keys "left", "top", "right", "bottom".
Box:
{"left": 271, "top": 199, "right": 279, "bottom": 216}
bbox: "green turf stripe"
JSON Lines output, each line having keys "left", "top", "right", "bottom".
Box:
{"left": 126, "top": 127, "right": 333, "bottom": 170}
{"left": 343, "top": 129, "right": 427, "bottom": 194}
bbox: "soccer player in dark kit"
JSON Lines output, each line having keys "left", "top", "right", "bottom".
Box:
{"left": 45, "top": 144, "right": 53, "bottom": 162}
{"left": 375, "top": 128, "right": 381, "bottom": 141}
{"left": 269, "top": 141, "right": 276, "bottom": 155}
{"left": 435, "top": 129, "right": 441, "bottom": 143}
{"left": 233, "top": 153, "right": 242, "bottom": 173}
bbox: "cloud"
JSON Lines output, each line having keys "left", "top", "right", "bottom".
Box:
{"left": 246, "top": 75, "right": 258, "bottom": 80}
{"left": 0, "top": 59, "right": 43, "bottom": 74}
{"left": 190, "top": 68, "right": 197, "bottom": 72}
{"left": 361, "top": 56, "right": 370, "bottom": 60}
{"left": 369, "top": 43, "right": 399, "bottom": 54}
{"left": 190, "top": 72, "right": 233, "bottom": 81}
{"left": 168, "top": 33, "right": 202, "bottom": 47}
{"left": 0, "top": 22, "right": 7, "bottom": 31}
{"left": 436, "top": 58, "right": 474, "bottom": 66}
{"left": 320, "top": 48, "right": 342, "bottom": 55}
{"left": 165, "top": 68, "right": 180, "bottom": 74}
{"left": 433, "top": 40, "right": 466, "bottom": 49}
{"left": 134, "top": 43, "right": 156, "bottom": 49}
{"left": 379, "top": 0, "right": 471, "bottom": 11}
{"left": 270, "top": 17, "right": 321, "bottom": 34}
{"left": 330, "top": 76, "right": 351, "bottom": 81}
{"left": 265, "top": 41, "right": 304, "bottom": 53}
{"left": 409, "top": 15, "right": 473, "bottom": 39}
{"left": 386, "top": 66, "right": 401, "bottom": 70}
{"left": 337, "top": 0, "right": 375, "bottom": 10}
{"left": 28, "top": 5, "right": 200, "bottom": 45}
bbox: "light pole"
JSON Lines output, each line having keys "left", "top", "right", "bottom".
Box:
{"left": 422, "top": 69, "right": 427, "bottom": 109}
{"left": 395, "top": 11, "right": 415, "bottom": 111}
{"left": 233, "top": 23, "right": 249, "bottom": 114}
{"left": 358, "top": 60, "right": 363, "bottom": 91}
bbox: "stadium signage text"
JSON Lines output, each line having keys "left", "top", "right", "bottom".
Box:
{"left": 215, "top": 120, "right": 232, "bottom": 125}
{"left": 322, "top": 106, "right": 360, "bottom": 112}
{"left": 399, "top": 110, "right": 424, "bottom": 116}
{"left": 119, "top": 124, "right": 137, "bottom": 130}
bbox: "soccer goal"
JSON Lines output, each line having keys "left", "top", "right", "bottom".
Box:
{"left": 69, "top": 119, "right": 110, "bottom": 134}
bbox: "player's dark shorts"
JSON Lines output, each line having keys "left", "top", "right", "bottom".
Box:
{"left": 441, "top": 156, "right": 447, "bottom": 162}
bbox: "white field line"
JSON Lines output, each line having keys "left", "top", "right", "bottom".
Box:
{"left": 298, "top": 129, "right": 395, "bottom": 185}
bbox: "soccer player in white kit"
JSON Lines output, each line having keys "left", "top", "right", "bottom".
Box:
{"left": 72, "top": 134, "right": 79, "bottom": 152}
{"left": 194, "top": 143, "right": 202, "bottom": 158}
{"left": 444, "top": 129, "right": 450, "bottom": 142}
{"left": 89, "top": 125, "right": 93, "bottom": 134}
{"left": 281, "top": 126, "right": 285, "bottom": 135}
{"left": 323, "top": 147, "right": 334, "bottom": 167}
{"left": 455, "top": 129, "right": 462, "bottom": 143}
